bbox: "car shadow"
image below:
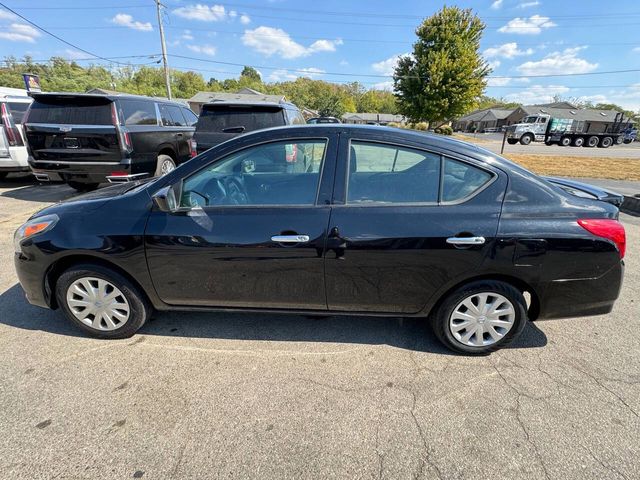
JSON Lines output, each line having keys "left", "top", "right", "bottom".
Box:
{"left": 0, "top": 283, "right": 548, "bottom": 354}
{"left": 0, "top": 179, "right": 77, "bottom": 203}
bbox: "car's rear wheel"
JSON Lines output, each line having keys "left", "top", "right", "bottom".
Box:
{"left": 560, "top": 136, "right": 572, "bottom": 147}
{"left": 67, "top": 181, "right": 99, "bottom": 192}
{"left": 599, "top": 137, "right": 613, "bottom": 148}
{"left": 431, "top": 280, "right": 528, "bottom": 355}
{"left": 572, "top": 137, "right": 584, "bottom": 147}
{"left": 506, "top": 139, "right": 518, "bottom": 145}
{"left": 155, "top": 154, "right": 176, "bottom": 176}
{"left": 55, "top": 264, "right": 152, "bottom": 339}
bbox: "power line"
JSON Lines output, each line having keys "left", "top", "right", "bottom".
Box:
{"left": 0, "top": 2, "right": 141, "bottom": 66}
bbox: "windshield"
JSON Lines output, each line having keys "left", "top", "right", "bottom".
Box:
{"left": 522, "top": 116, "right": 538, "bottom": 124}
{"left": 197, "top": 105, "right": 285, "bottom": 133}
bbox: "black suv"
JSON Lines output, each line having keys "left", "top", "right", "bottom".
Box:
{"left": 193, "top": 100, "right": 305, "bottom": 154}
{"left": 24, "top": 93, "right": 198, "bottom": 191}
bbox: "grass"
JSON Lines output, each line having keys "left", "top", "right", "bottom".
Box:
{"left": 502, "top": 154, "right": 640, "bottom": 181}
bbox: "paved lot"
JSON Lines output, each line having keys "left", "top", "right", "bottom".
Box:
{"left": 1, "top": 175, "right": 639, "bottom": 479}
{"left": 458, "top": 133, "right": 640, "bottom": 158}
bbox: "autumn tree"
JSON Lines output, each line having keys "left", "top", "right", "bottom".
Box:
{"left": 393, "top": 6, "right": 489, "bottom": 126}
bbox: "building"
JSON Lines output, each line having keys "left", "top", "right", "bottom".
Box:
{"left": 187, "top": 90, "right": 286, "bottom": 114}
{"left": 454, "top": 102, "right": 628, "bottom": 133}
{"left": 342, "top": 112, "right": 405, "bottom": 125}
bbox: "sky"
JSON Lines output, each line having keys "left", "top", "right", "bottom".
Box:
{"left": 1, "top": 0, "right": 639, "bottom": 110}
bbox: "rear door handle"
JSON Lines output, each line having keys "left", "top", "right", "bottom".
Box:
{"left": 446, "top": 236, "right": 486, "bottom": 245}
{"left": 271, "top": 235, "right": 310, "bottom": 243}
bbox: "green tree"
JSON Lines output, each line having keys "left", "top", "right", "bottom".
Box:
{"left": 240, "top": 66, "right": 261, "bottom": 81}
{"left": 393, "top": 6, "right": 489, "bottom": 126}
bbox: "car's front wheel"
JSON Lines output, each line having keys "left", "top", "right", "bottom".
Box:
{"left": 431, "top": 280, "right": 528, "bottom": 354}
{"left": 55, "top": 264, "right": 152, "bottom": 339}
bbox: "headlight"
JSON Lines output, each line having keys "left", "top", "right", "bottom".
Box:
{"left": 14, "top": 214, "right": 59, "bottom": 253}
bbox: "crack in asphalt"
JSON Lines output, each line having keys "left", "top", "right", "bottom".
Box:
{"left": 581, "top": 444, "right": 629, "bottom": 480}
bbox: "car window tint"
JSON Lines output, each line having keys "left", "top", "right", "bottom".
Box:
{"left": 180, "top": 139, "right": 327, "bottom": 208}
{"left": 441, "top": 158, "right": 493, "bottom": 202}
{"left": 7, "top": 102, "right": 30, "bottom": 124}
{"left": 159, "top": 104, "right": 172, "bottom": 126}
{"left": 167, "top": 105, "right": 186, "bottom": 126}
{"left": 347, "top": 141, "right": 440, "bottom": 204}
{"left": 182, "top": 108, "right": 198, "bottom": 126}
{"left": 198, "top": 106, "right": 285, "bottom": 132}
{"left": 121, "top": 99, "right": 158, "bottom": 126}
{"left": 27, "top": 98, "right": 113, "bottom": 125}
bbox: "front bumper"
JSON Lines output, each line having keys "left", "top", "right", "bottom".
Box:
{"left": 14, "top": 251, "right": 51, "bottom": 309}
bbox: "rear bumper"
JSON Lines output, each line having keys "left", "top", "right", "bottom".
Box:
{"left": 537, "top": 260, "right": 624, "bottom": 320}
{"left": 0, "top": 146, "right": 30, "bottom": 172}
{"left": 28, "top": 159, "right": 132, "bottom": 184}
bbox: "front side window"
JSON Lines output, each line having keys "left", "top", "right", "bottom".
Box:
{"left": 347, "top": 141, "right": 441, "bottom": 204}
{"left": 120, "top": 99, "right": 158, "bottom": 126}
{"left": 182, "top": 108, "right": 198, "bottom": 126}
{"left": 180, "top": 139, "right": 327, "bottom": 208}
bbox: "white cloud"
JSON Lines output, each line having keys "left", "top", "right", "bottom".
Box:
{"left": 371, "top": 53, "right": 411, "bottom": 76}
{"left": 505, "top": 84, "right": 569, "bottom": 104}
{"left": 0, "top": 23, "right": 41, "bottom": 43}
{"left": 61, "top": 49, "right": 86, "bottom": 60}
{"left": 111, "top": 13, "right": 152, "bottom": 31}
{"left": 516, "top": 47, "right": 598, "bottom": 75}
{"left": 268, "top": 67, "right": 325, "bottom": 82}
{"left": 242, "top": 26, "right": 341, "bottom": 59}
{"left": 229, "top": 10, "right": 237, "bottom": 18}
{"left": 518, "top": 1, "right": 541, "bottom": 8}
{"left": 372, "top": 81, "right": 394, "bottom": 91}
{"left": 0, "top": 10, "right": 16, "bottom": 20}
{"left": 498, "top": 15, "right": 556, "bottom": 35}
{"left": 487, "top": 77, "right": 511, "bottom": 87}
{"left": 339, "top": 60, "right": 349, "bottom": 66}
{"left": 182, "top": 30, "right": 194, "bottom": 41}
{"left": 187, "top": 44, "right": 216, "bottom": 56}
{"left": 633, "top": 46, "right": 640, "bottom": 53}
{"left": 173, "top": 4, "right": 226, "bottom": 21}
{"left": 240, "top": 14, "right": 251, "bottom": 25}
{"left": 484, "top": 42, "right": 534, "bottom": 59}
{"left": 491, "top": 0, "right": 504, "bottom": 9}
{"left": 487, "top": 60, "right": 501, "bottom": 70}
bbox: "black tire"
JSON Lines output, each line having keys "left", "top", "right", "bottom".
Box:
{"left": 560, "top": 136, "right": 572, "bottom": 147}
{"left": 615, "top": 136, "right": 623, "bottom": 145}
{"left": 506, "top": 139, "right": 518, "bottom": 145}
{"left": 431, "top": 280, "right": 528, "bottom": 355}
{"left": 155, "top": 154, "right": 176, "bottom": 177}
{"left": 599, "top": 137, "right": 613, "bottom": 148}
{"left": 55, "top": 264, "right": 152, "bottom": 339}
{"left": 0, "top": 172, "right": 8, "bottom": 180}
{"left": 586, "top": 136, "right": 599, "bottom": 148}
{"left": 623, "top": 139, "right": 632, "bottom": 144}
{"left": 519, "top": 134, "right": 533, "bottom": 146}
{"left": 572, "top": 137, "right": 584, "bottom": 147}
{"left": 67, "top": 181, "right": 99, "bottom": 192}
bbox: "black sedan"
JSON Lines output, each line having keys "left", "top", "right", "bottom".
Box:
{"left": 14, "top": 125, "right": 626, "bottom": 354}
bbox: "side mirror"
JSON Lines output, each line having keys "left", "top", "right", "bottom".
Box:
{"left": 152, "top": 185, "right": 177, "bottom": 212}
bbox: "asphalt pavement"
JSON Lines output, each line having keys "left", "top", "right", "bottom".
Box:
{"left": 1, "top": 176, "right": 639, "bottom": 479}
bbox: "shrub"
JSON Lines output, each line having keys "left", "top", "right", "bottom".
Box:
{"left": 441, "top": 125, "right": 453, "bottom": 135}
{"left": 414, "top": 122, "right": 428, "bottom": 131}
{"left": 434, "top": 127, "right": 442, "bottom": 134}
{"left": 387, "top": 122, "right": 399, "bottom": 128}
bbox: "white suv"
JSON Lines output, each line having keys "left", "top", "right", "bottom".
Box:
{"left": 0, "top": 95, "right": 32, "bottom": 180}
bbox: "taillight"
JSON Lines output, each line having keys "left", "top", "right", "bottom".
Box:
{"left": 1, "top": 103, "right": 24, "bottom": 147}
{"left": 109, "top": 171, "right": 129, "bottom": 177}
{"left": 578, "top": 219, "right": 626, "bottom": 259}
{"left": 188, "top": 138, "right": 197, "bottom": 158}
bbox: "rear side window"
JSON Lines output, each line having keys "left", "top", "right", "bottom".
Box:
{"left": 286, "top": 108, "right": 305, "bottom": 125}
{"left": 120, "top": 99, "right": 158, "bottom": 126}
{"left": 7, "top": 102, "right": 30, "bottom": 124}
{"left": 182, "top": 108, "right": 198, "bottom": 126}
{"left": 27, "top": 97, "right": 113, "bottom": 125}
{"left": 441, "top": 158, "right": 493, "bottom": 202}
{"left": 197, "top": 106, "right": 285, "bottom": 133}
{"left": 159, "top": 104, "right": 186, "bottom": 127}
{"left": 348, "top": 141, "right": 441, "bottom": 204}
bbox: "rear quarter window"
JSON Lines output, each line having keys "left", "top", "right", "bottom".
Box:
{"left": 441, "top": 158, "right": 493, "bottom": 202}
{"left": 120, "top": 99, "right": 159, "bottom": 126}
{"left": 7, "top": 102, "right": 30, "bottom": 124}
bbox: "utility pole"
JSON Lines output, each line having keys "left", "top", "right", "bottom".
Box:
{"left": 155, "top": 0, "right": 172, "bottom": 100}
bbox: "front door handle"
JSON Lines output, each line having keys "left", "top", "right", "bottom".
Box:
{"left": 271, "top": 235, "right": 310, "bottom": 243}
{"left": 446, "top": 236, "right": 486, "bottom": 245}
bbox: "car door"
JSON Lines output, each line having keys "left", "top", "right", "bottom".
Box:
{"left": 144, "top": 133, "right": 337, "bottom": 309}
{"left": 324, "top": 134, "right": 507, "bottom": 314}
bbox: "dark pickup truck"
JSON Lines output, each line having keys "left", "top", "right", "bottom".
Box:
{"left": 24, "top": 93, "right": 198, "bottom": 191}
{"left": 193, "top": 101, "right": 306, "bottom": 154}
